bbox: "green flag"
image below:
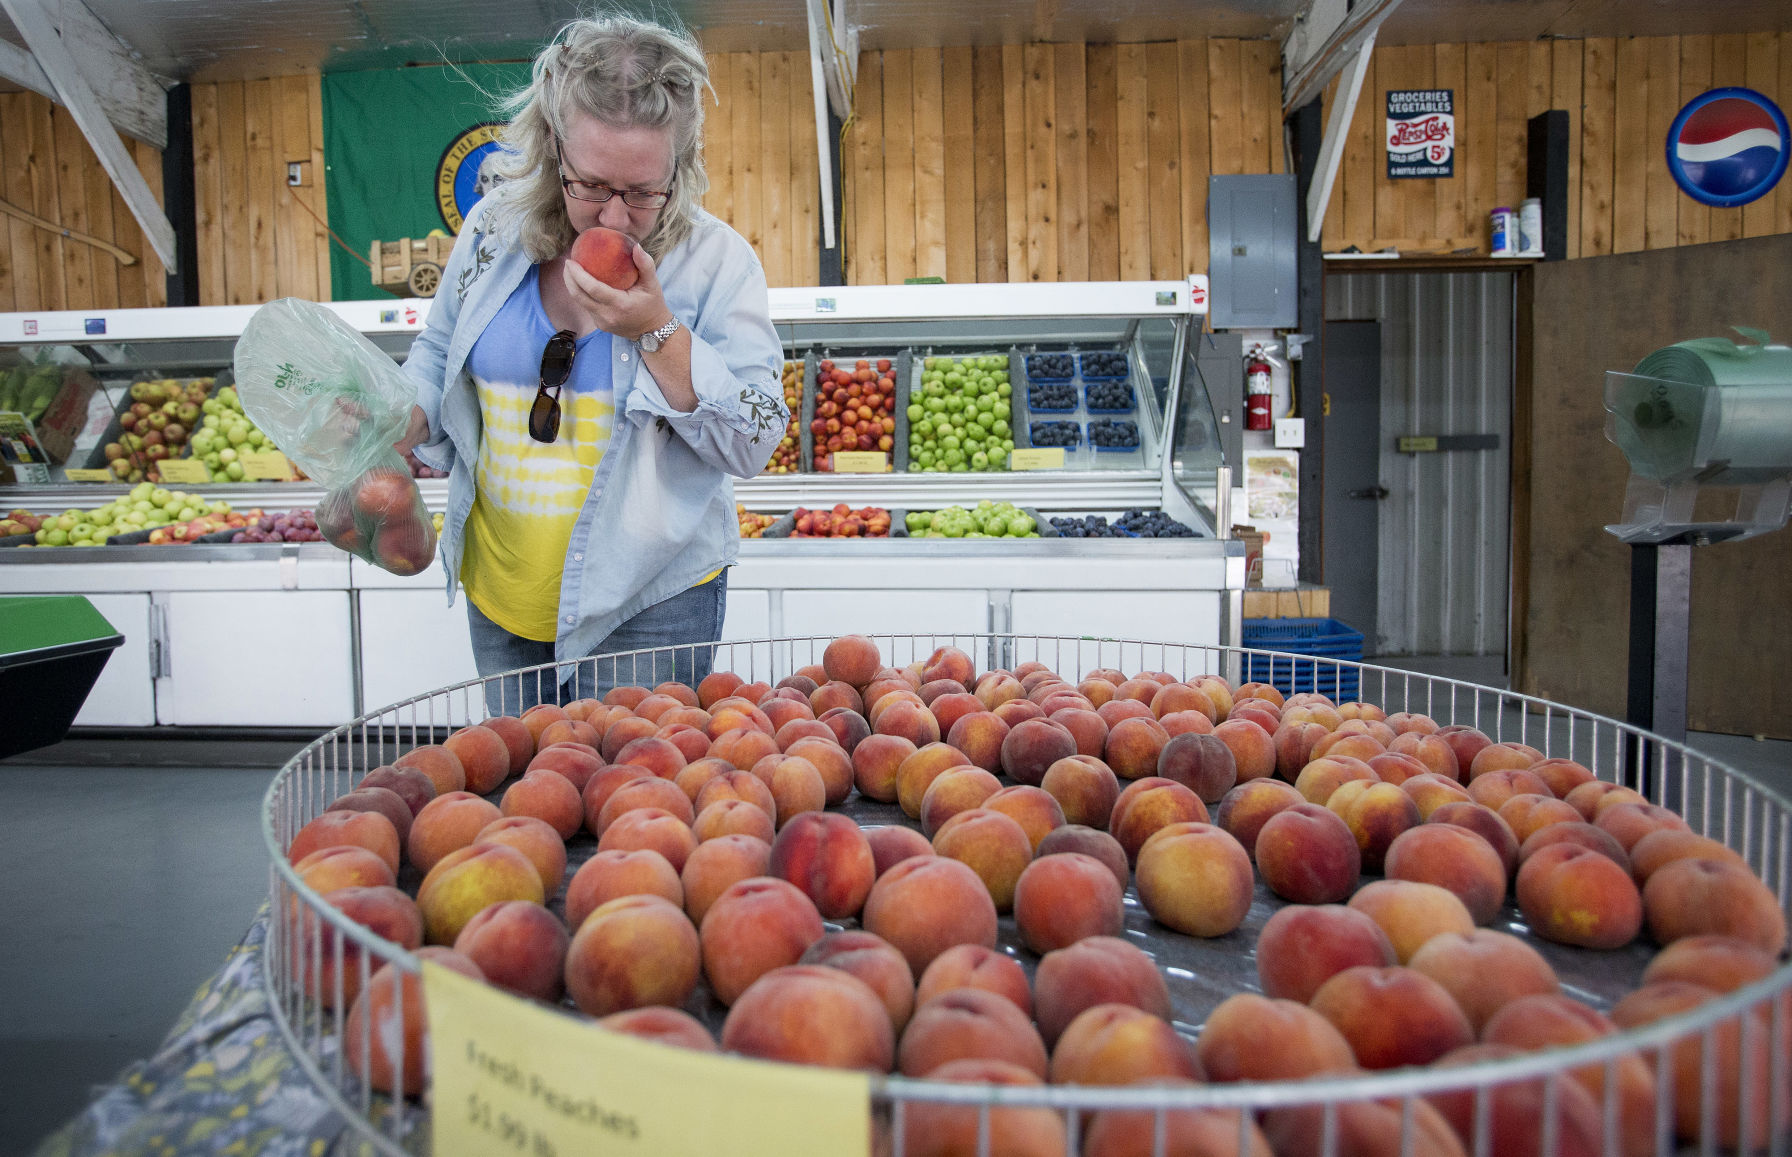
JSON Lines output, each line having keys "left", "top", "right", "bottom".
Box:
{"left": 322, "top": 64, "right": 531, "bottom": 300}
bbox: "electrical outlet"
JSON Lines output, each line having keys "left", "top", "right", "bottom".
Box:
{"left": 287, "top": 162, "right": 304, "bottom": 187}
{"left": 1274, "top": 418, "right": 1306, "bottom": 448}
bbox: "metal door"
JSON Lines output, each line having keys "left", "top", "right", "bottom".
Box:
{"left": 1321, "top": 321, "right": 1383, "bottom": 652}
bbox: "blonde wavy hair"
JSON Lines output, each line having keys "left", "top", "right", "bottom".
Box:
{"left": 478, "top": 12, "right": 711, "bottom": 262}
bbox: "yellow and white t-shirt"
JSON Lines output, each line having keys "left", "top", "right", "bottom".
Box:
{"left": 459, "top": 267, "right": 613, "bottom": 641}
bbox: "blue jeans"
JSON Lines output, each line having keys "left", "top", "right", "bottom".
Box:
{"left": 466, "top": 570, "right": 728, "bottom": 715}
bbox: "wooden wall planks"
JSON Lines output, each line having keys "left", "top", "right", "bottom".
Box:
{"left": 839, "top": 38, "right": 1285, "bottom": 285}
{"left": 1327, "top": 33, "right": 1792, "bottom": 258}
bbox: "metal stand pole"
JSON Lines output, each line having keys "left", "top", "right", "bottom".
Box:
{"left": 1623, "top": 542, "right": 1690, "bottom": 810}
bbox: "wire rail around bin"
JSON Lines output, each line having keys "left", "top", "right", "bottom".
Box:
{"left": 261, "top": 633, "right": 1792, "bottom": 1157}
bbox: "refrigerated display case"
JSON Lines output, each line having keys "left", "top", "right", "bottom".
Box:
{"left": 0, "top": 281, "right": 1244, "bottom": 726}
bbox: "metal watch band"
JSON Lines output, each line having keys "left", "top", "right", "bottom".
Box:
{"left": 639, "top": 316, "right": 680, "bottom": 352}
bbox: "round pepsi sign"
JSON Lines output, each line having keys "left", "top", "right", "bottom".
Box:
{"left": 1665, "top": 87, "right": 1789, "bottom": 208}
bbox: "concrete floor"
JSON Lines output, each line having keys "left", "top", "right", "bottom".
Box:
{"left": 1, "top": 672, "right": 1787, "bottom": 1155}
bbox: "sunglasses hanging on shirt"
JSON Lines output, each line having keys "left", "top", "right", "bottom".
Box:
{"left": 529, "top": 329, "right": 578, "bottom": 443}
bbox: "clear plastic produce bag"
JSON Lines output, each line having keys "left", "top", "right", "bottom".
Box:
{"left": 233, "top": 298, "right": 436, "bottom": 575}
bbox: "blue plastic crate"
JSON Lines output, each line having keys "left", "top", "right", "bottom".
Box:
{"left": 1241, "top": 617, "right": 1364, "bottom": 702}
{"left": 1077, "top": 351, "right": 1131, "bottom": 380}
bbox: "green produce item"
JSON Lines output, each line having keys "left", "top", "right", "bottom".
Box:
{"left": 911, "top": 501, "right": 1039, "bottom": 538}
{"left": 0, "top": 366, "right": 26, "bottom": 412}
{"left": 910, "top": 354, "right": 1013, "bottom": 473}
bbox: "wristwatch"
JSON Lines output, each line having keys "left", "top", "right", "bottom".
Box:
{"left": 638, "top": 315, "right": 681, "bottom": 353}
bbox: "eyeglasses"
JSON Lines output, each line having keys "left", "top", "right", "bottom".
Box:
{"left": 556, "top": 147, "right": 673, "bottom": 209}
{"left": 529, "top": 329, "right": 577, "bottom": 443}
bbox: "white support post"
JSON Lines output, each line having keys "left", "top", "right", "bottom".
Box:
{"left": 0, "top": 0, "right": 167, "bottom": 147}
{"left": 804, "top": 0, "right": 857, "bottom": 252}
{"left": 1306, "top": 33, "right": 1375, "bottom": 243}
{"left": 1282, "top": 0, "right": 1403, "bottom": 115}
{"left": 808, "top": 39, "right": 837, "bottom": 250}
{"left": 1, "top": 0, "right": 177, "bottom": 271}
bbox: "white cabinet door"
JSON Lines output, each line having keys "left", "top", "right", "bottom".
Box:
{"left": 161, "top": 591, "right": 355, "bottom": 726}
{"left": 358, "top": 590, "right": 482, "bottom": 725}
{"left": 1008, "top": 591, "right": 1223, "bottom": 682}
{"left": 71, "top": 593, "right": 156, "bottom": 726}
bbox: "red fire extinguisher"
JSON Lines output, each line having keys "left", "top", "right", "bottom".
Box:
{"left": 1245, "top": 345, "right": 1275, "bottom": 431}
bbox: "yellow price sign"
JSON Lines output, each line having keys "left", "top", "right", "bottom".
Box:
{"left": 63, "top": 468, "right": 114, "bottom": 482}
{"left": 830, "top": 451, "right": 889, "bottom": 473}
{"left": 240, "top": 450, "right": 293, "bottom": 480}
{"left": 424, "top": 962, "right": 872, "bottom": 1157}
{"left": 1009, "top": 447, "right": 1065, "bottom": 470}
{"left": 156, "top": 458, "right": 211, "bottom": 484}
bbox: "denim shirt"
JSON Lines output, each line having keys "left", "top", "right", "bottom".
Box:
{"left": 402, "top": 201, "right": 787, "bottom": 673}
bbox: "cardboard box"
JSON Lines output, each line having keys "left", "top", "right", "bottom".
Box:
{"left": 32, "top": 368, "right": 98, "bottom": 464}
{"left": 1243, "top": 585, "right": 1331, "bottom": 619}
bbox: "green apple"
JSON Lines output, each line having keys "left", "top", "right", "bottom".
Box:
{"left": 225, "top": 462, "right": 245, "bottom": 481}
{"left": 45, "top": 528, "right": 68, "bottom": 546}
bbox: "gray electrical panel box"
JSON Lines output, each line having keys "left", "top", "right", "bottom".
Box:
{"left": 1208, "top": 174, "right": 1299, "bottom": 329}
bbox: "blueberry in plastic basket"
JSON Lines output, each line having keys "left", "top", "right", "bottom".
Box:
{"left": 1084, "top": 380, "right": 1134, "bottom": 412}
{"left": 1079, "top": 351, "right": 1130, "bottom": 379}
{"left": 1029, "top": 420, "right": 1080, "bottom": 448}
{"left": 1026, "top": 352, "right": 1074, "bottom": 381}
{"left": 1115, "top": 508, "right": 1196, "bottom": 537}
{"left": 1028, "top": 381, "right": 1078, "bottom": 411}
{"left": 1087, "top": 419, "right": 1140, "bottom": 449}
{"left": 1048, "top": 514, "right": 1132, "bottom": 538}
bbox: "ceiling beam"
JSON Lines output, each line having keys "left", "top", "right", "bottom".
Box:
{"left": 1305, "top": 32, "right": 1375, "bottom": 243}
{"left": 1283, "top": 0, "right": 1403, "bottom": 115}
{"left": 1, "top": 0, "right": 176, "bottom": 270}
{"left": 0, "top": 0, "right": 168, "bottom": 147}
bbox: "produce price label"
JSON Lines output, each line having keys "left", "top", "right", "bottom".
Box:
{"left": 63, "top": 468, "right": 113, "bottom": 482}
{"left": 156, "top": 459, "right": 211, "bottom": 484}
{"left": 1009, "top": 447, "right": 1065, "bottom": 470}
{"left": 425, "top": 962, "right": 872, "bottom": 1157}
{"left": 241, "top": 450, "right": 293, "bottom": 480}
{"left": 830, "top": 451, "right": 889, "bottom": 473}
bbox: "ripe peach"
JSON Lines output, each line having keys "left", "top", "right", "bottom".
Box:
{"left": 1293, "top": 755, "right": 1377, "bottom": 806}
{"left": 870, "top": 690, "right": 926, "bottom": 729}
{"left": 1049, "top": 1003, "right": 1200, "bottom": 1086}
{"left": 993, "top": 718, "right": 1072, "bottom": 787}
{"left": 782, "top": 736, "right": 852, "bottom": 805}
{"left": 1466, "top": 741, "right": 1543, "bottom": 779}
{"left": 571, "top": 225, "right": 640, "bottom": 288}
{"left": 1150, "top": 681, "right": 1215, "bottom": 721}
{"left": 1611, "top": 980, "right": 1785, "bottom": 1149}
{"left": 1348, "top": 879, "right": 1477, "bottom": 963}
{"left": 1642, "top": 933, "right": 1778, "bottom": 992}
{"left": 525, "top": 742, "right": 604, "bottom": 793}
{"left": 852, "top": 733, "right": 917, "bottom": 802}
{"left": 294, "top": 845, "right": 394, "bottom": 895}
{"left": 327, "top": 787, "right": 414, "bottom": 847}
{"left": 822, "top": 633, "right": 882, "bottom": 686}
{"left": 761, "top": 755, "right": 826, "bottom": 828}
{"left": 1528, "top": 757, "right": 1596, "bottom": 797}
{"left": 405, "top": 791, "right": 499, "bottom": 874}
{"left": 394, "top": 744, "right": 467, "bottom": 796}
{"left": 1255, "top": 801, "right": 1360, "bottom": 903}
{"left": 1211, "top": 778, "right": 1303, "bottom": 857}
{"left": 899, "top": 985, "right": 1049, "bottom": 1078}
{"left": 810, "top": 680, "right": 863, "bottom": 718}
{"left": 975, "top": 674, "right": 1023, "bottom": 711}
{"left": 769, "top": 811, "right": 875, "bottom": 919}
{"left": 1034, "top": 824, "right": 1129, "bottom": 891}
{"left": 1013, "top": 851, "right": 1124, "bottom": 952}
{"left": 1209, "top": 718, "right": 1275, "bottom": 784}
{"left": 1327, "top": 780, "right": 1420, "bottom": 873}
{"left": 981, "top": 785, "right": 1064, "bottom": 851}
{"left": 1517, "top": 819, "right": 1631, "bottom": 871}
{"left": 1254, "top": 904, "right": 1398, "bottom": 1003}
{"left": 1425, "top": 1043, "right": 1605, "bottom": 1157}
{"left": 1644, "top": 855, "right": 1786, "bottom": 953}
{"left": 708, "top": 700, "right": 775, "bottom": 739}
{"left": 1102, "top": 716, "right": 1172, "bottom": 781}
{"left": 1033, "top": 935, "right": 1170, "bottom": 1047}
{"left": 709, "top": 725, "right": 781, "bottom": 770}
{"left": 920, "top": 767, "right": 1003, "bottom": 837}
{"left": 929, "top": 691, "right": 984, "bottom": 735}
{"left": 603, "top": 685, "right": 650, "bottom": 709}
{"left": 876, "top": 697, "right": 943, "bottom": 748}
{"left": 1109, "top": 779, "right": 1209, "bottom": 864}
{"left": 1594, "top": 801, "right": 1690, "bottom": 851}
{"left": 358, "top": 765, "right": 437, "bottom": 816}
{"left": 596, "top": 806, "right": 698, "bottom": 871}
{"left": 1283, "top": 702, "right": 1342, "bottom": 731}
{"left": 914, "top": 944, "right": 1031, "bottom": 1015}
{"left": 1230, "top": 702, "right": 1282, "bottom": 734}
{"left": 1627, "top": 827, "right": 1746, "bottom": 884}
{"left": 1157, "top": 709, "right": 1214, "bottom": 738}
{"left": 542, "top": 717, "right": 603, "bottom": 753}
{"left": 1482, "top": 994, "right": 1658, "bottom": 1157}
{"left": 416, "top": 841, "right": 545, "bottom": 945}
{"left": 896, "top": 1059, "right": 1066, "bottom": 1157}
{"left": 1385, "top": 711, "right": 1438, "bottom": 735}
{"left": 1261, "top": 1098, "right": 1463, "bottom": 1157}
{"left": 1112, "top": 677, "right": 1161, "bottom": 704}
{"left": 1427, "top": 800, "right": 1522, "bottom": 876}
{"left": 697, "top": 670, "right": 744, "bottom": 709}
{"left": 1048, "top": 707, "right": 1109, "bottom": 756}
{"left": 1196, "top": 994, "right": 1357, "bottom": 1082}
{"left": 606, "top": 737, "right": 686, "bottom": 782}
{"left": 1564, "top": 780, "right": 1646, "bottom": 820}
{"left": 1235, "top": 681, "right": 1283, "bottom": 708}
{"left": 722, "top": 964, "right": 896, "bottom": 1071}
{"left": 697, "top": 876, "right": 824, "bottom": 1005}
{"left": 679, "top": 832, "right": 771, "bottom": 924}
{"left": 1085, "top": 1097, "right": 1268, "bottom": 1157}
{"left": 801, "top": 930, "right": 916, "bottom": 1033}
{"left": 295, "top": 884, "right": 422, "bottom": 1011}
{"left": 498, "top": 769, "right": 582, "bottom": 839}
{"left": 994, "top": 698, "right": 1046, "bottom": 727}
{"left": 291, "top": 809, "right": 403, "bottom": 882}
{"left": 343, "top": 947, "right": 482, "bottom": 1097}
{"left": 921, "top": 645, "right": 975, "bottom": 687}
{"left": 474, "top": 815, "right": 565, "bottom": 893}
{"left": 895, "top": 742, "right": 973, "bottom": 818}
{"left": 1401, "top": 772, "right": 1473, "bottom": 818}
{"left": 1076, "top": 678, "right": 1117, "bottom": 707}
{"left": 862, "top": 855, "right": 998, "bottom": 977}
{"left": 1435, "top": 725, "right": 1493, "bottom": 773}
{"left": 1515, "top": 843, "right": 1642, "bottom": 949}
{"left": 1387, "top": 732, "right": 1460, "bottom": 780}
{"left": 694, "top": 767, "right": 777, "bottom": 823}
{"left": 596, "top": 1006, "right": 715, "bottom": 1052}
{"left": 1407, "top": 929, "right": 1559, "bottom": 1032}
{"left": 632, "top": 693, "right": 683, "bottom": 724}
{"left": 566, "top": 847, "right": 682, "bottom": 930}
{"left": 597, "top": 774, "right": 694, "bottom": 834}
{"left": 1497, "top": 793, "right": 1582, "bottom": 844}
{"left": 1039, "top": 754, "right": 1120, "bottom": 829}
{"left": 932, "top": 807, "right": 1033, "bottom": 911}
{"left": 1464, "top": 767, "right": 1551, "bottom": 811}
{"left": 521, "top": 702, "right": 572, "bottom": 743}
{"left": 1135, "top": 821, "right": 1252, "bottom": 937}
{"left": 453, "top": 899, "right": 568, "bottom": 1003}
{"left": 864, "top": 824, "right": 934, "bottom": 876}
{"left": 564, "top": 893, "right": 698, "bottom": 1016}
{"left": 1383, "top": 823, "right": 1508, "bottom": 925}
{"left": 1310, "top": 731, "right": 1386, "bottom": 763}
{"left": 1154, "top": 732, "right": 1237, "bottom": 803}
{"left": 944, "top": 710, "right": 1011, "bottom": 774}
{"left": 1310, "top": 965, "right": 1474, "bottom": 1069}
